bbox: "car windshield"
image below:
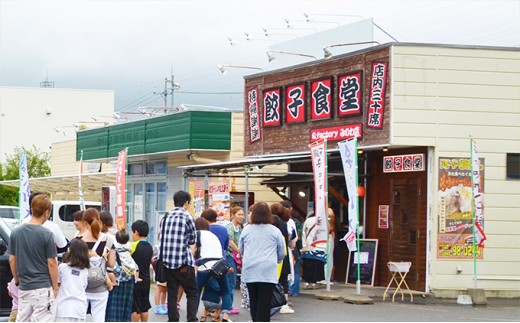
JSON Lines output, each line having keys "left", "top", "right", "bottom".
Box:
{"left": 0, "top": 207, "right": 18, "bottom": 219}
{"left": 0, "top": 217, "right": 12, "bottom": 241}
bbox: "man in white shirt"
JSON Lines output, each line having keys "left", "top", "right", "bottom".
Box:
{"left": 22, "top": 192, "right": 68, "bottom": 252}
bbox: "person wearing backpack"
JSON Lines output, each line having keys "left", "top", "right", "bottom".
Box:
{"left": 80, "top": 208, "right": 115, "bottom": 322}
{"left": 106, "top": 229, "right": 139, "bottom": 322}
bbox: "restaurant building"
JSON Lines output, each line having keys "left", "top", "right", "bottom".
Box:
{"left": 207, "top": 42, "right": 519, "bottom": 297}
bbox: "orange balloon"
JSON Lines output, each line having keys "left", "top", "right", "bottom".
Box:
{"left": 357, "top": 185, "right": 366, "bottom": 198}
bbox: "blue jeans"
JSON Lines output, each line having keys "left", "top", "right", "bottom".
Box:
{"left": 196, "top": 270, "right": 232, "bottom": 313}
{"left": 290, "top": 254, "right": 301, "bottom": 296}
{"left": 226, "top": 255, "right": 237, "bottom": 306}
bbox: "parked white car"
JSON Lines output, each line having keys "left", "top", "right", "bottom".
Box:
{"left": 50, "top": 200, "right": 101, "bottom": 239}
{"left": 0, "top": 205, "right": 19, "bottom": 229}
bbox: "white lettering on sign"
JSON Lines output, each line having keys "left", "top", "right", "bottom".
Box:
{"left": 310, "top": 124, "right": 362, "bottom": 142}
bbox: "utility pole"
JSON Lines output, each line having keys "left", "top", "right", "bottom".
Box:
{"left": 155, "top": 70, "right": 180, "bottom": 114}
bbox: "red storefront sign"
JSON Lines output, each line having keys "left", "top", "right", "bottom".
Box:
{"left": 367, "top": 62, "right": 388, "bottom": 129}
{"left": 263, "top": 88, "right": 281, "bottom": 127}
{"left": 285, "top": 83, "right": 306, "bottom": 124}
{"left": 310, "top": 78, "right": 332, "bottom": 120}
{"left": 337, "top": 71, "right": 362, "bottom": 117}
{"left": 310, "top": 124, "right": 363, "bottom": 142}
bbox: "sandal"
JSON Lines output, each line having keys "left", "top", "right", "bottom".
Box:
{"left": 212, "top": 308, "right": 222, "bottom": 322}
{"left": 200, "top": 309, "right": 210, "bottom": 322}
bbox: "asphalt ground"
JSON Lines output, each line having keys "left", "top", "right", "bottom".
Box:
{"left": 142, "top": 283, "right": 520, "bottom": 322}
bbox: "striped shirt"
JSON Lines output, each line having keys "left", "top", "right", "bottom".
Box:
{"left": 159, "top": 207, "right": 197, "bottom": 269}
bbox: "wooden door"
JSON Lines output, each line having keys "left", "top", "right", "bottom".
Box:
{"left": 389, "top": 178, "right": 425, "bottom": 291}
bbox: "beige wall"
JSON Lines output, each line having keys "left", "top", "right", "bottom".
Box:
{"left": 392, "top": 45, "right": 520, "bottom": 297}
{"left": 0, "top": 87, "right": 114, "bottom": 161}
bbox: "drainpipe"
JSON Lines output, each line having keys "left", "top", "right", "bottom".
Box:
{"left": 363, "top": 153, "right": 368, "bottom": 238}
{"left": 244, "top": 166, "right": 250, "bottom": 222}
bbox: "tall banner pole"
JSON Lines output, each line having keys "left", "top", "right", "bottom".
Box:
{"left": 78, "top": 150, "right": 85, "bottom": 211}
{"left": 309, "top": 139, "right": 329, "bottom": 291}
{"left": 338, "top": 138, "right": 360, "bottom": 293}
{"left": 19, "top": 152, "right": 31, "bottom": 222}
{"left": 470, "top": 136, "right": 486, "bottom": 289}
{"left": 354, "top": 139, "right": 361, "bottom": 294}
{"left": 115, "top": 148, "right": 128, "bottom": 230}
{"left": 470, "top": 136, "right": 477, "bottom": 289}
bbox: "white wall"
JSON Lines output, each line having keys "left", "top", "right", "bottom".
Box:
{"left": 0, "top": 86, "right": 114, "bottom": 160}
{"left": 391, "top": 45, "right": 520, "bottom": 296}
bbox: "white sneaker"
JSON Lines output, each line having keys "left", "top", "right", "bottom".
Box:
{"left": 280, "top": 304, "right": 295, "bottom": 314}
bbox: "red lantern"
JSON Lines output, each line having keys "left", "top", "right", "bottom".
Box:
{"left": 357, "top": 185, "right": 366, "bottom": 198}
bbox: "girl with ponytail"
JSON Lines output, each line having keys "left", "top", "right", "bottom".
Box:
{"left": 78, "top": 208, "right": 116, "bottom": 322}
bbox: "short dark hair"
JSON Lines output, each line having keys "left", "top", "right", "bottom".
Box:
{"left": 116, "top": 229, "right": 130, "bottom": 244}
{"left": 280, "top": 200, "right": 292, "bottom": 209}
{"left": 173, "top": 190, "right": 191, "bottom": 207}
{"left": 29, "top": 191, "right": 45, "bottom": 208}
{"left": 195, "top": 217, "right": 210, "bottom": 231}
{"left": 251, "top": 202, "right": 273, "bottom": 225}
{"left": 100, "top": 210, "right": 114, "bottom": 228}
{"left": 72, "top": 210, "right": 84, "bottom": 222}
{"left": 131, "top": 220, "right": 149, "bottom": 237}
{"left": 201, "top": 208, "right": 218, "bottom": 223}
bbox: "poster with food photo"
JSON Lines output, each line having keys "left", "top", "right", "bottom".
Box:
{"left": 437, "top": 157, "right": 484, "bottom": 259}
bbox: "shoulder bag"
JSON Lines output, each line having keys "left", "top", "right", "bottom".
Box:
{"left": 155, "top": 214, "right": 168, "bottom": 283}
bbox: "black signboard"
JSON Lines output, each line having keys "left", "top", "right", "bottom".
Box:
{"left": 346, "top": 239, "right": 378, "bottom": 286}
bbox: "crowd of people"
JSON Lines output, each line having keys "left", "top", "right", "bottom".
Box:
{"left": 7, "top": 190, "right": 336, "bottom": 322}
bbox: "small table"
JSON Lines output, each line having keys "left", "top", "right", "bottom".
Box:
{"left": 383, "top": 261, "right": 413, "bottom": 302}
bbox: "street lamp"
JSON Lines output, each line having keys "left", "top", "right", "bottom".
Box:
{"left": 266, "top": 50, "right": 317, "bottom": 62}
{"left": 217, "top": 65, "right": 264, "bottom": 75}
{"left": 53, "top": 126, "right": 76, "bottom": 136}
{"left": 72, "top": 121, "right": 109, "bottom": 130}
{"left": 323, "top": 41, "right": 381, "bottom": 58}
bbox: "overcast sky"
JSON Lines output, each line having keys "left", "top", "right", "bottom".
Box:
{"left": 0, "top": 0, "right": 519, "bottom": 115}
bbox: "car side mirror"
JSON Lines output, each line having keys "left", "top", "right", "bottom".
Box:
{"left": 0, "top": 238, "right": 6, "bottom": 256}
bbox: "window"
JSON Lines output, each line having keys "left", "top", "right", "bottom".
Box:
{"left": 506, "top": 153, "right": 520, "bottom": 179}
{"left": 128, "top": 163, "right": 144, "bottom": 176}
{"left": 146, "top": 161, "right": 167, "bottom": 175}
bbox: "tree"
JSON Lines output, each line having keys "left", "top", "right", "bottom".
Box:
{"left": 0, "top": 145, "right": 51, "bottom": 205}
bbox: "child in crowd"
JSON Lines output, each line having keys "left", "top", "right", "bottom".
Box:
{"left": 56, "top": 238, "right": 90, "bottom": 322}
{"left": 130, "top": 220, "right": 154, "bottom": 322}
{"left": 114, "top": 229, "right": 139, "bottom": 283}
{"left": 7, "top": 277, "right": 18, "bottom": 322}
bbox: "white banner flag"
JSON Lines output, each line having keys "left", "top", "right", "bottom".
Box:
{"left": 78, "top": 150, "right": 85, "bottom": 211}
{"left": 309, "top": 139, "right": 328, "bottom": 247}
{"left": 471, "top": 138, "right": 486, "bottom": 247}
{"left": 19, "top": 152, "right": 31, "bottom": 221}
{"left": 338, "top": 138, "right": 359, "bottom": 252}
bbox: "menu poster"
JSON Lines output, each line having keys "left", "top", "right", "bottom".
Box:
{"left": 188, "top": 179, "right": 205, "bottom": 218}
{"left": 208, "top": 179, "right": 231, "bottom": 222}
{"left": 378, "top": 205, "right": 389, "bottom": 229}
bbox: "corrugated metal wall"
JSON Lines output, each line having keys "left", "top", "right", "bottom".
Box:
{"left": 77, "top": 111, "right": 232, "bottom": 161}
